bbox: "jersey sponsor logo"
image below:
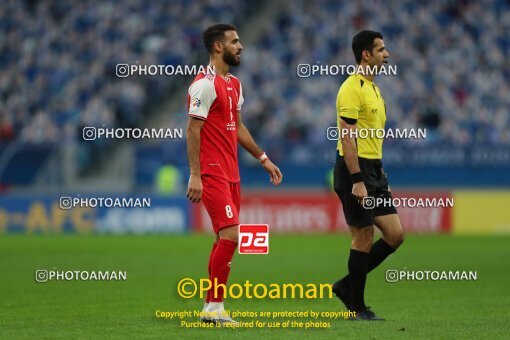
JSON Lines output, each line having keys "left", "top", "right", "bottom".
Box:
{"left": 239, "top": 224, "right": 269, "bottom": 254}
{"left": 226, "top": 122, "right": 236, "bottom": 131}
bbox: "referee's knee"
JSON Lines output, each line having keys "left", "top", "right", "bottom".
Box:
{"left": 387, "top": 229, "right": 405, "bottom": 249}
{"left": 350, "top": 226, "right": 374, "bottom": 252}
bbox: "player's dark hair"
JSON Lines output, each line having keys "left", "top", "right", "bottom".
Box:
{"left": 203, "top": 24, "right": 237, "bottom": 54}
{"left": 352, "top": 30, "right": 383, "bottom": 64}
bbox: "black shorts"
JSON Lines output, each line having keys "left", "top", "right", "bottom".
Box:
{"left": 334, "top": 154, "right": 397, "bottom": 228}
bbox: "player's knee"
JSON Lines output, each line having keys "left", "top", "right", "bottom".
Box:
{"left": 219, "top": 225, "right": 239, "bottom": 243}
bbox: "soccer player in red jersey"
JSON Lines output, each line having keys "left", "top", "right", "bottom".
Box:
{"left": 186, "top": 24, "right": 283, "bottom": 324}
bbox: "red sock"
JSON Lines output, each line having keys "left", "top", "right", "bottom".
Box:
{"left": 205, "top": 242, "right": 218, "bottom": 303}
{"left": 209, "top": 239, "right": 237, "bottom": 302}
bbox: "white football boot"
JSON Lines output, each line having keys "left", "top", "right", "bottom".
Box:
{"left": 205, "top": 302, "right": 239, "bottom": 326}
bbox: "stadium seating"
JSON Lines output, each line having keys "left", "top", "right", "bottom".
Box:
{"left": 1, "top": 0, "right": 509, "bottom": 186}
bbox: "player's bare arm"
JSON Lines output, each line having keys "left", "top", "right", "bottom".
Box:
{"left": 237, "top": 111, "right": 283, "bottom": 186}
{"left": 340, "top": 118, "right": 367, "bottom": 202}
{"left": 186, "top": 117, "right": 205, "bottom": 203}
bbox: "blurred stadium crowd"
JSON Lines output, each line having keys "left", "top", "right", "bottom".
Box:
{"left": 237, "top": 0, "right": 510, "bottom": 159}
{"left": 0, "top": 0, "right": 251, "bottom": 143}
{"left": 1, "top": 0, "right": 509, "bottom": 152}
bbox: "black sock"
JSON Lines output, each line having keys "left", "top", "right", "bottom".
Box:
{"left": 348, "top": 249, "right": 369, "bottom": 311}
{"left": 367, "top": 238, "right": 395, "bottom": 272}
{"left": 339, "top": 239, "right": 395, "bottom": 290}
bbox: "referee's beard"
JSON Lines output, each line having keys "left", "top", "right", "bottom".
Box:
{"left": 366, "top": 57, "right": 388, "bottom": 73}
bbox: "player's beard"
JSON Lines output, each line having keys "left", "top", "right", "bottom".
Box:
{"left": 223, "top": 50, "right": 240, "bottom": 67}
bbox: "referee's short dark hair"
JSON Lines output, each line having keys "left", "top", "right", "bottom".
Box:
{"left": 352, "top": 30, "right": 383, "bottom": 64}
{"left": 203, "top": 24, "right": 237, "bottom": 54}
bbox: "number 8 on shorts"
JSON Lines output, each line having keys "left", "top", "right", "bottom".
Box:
{"left": 225, "top": 205, "right": 233, "bottom": 218}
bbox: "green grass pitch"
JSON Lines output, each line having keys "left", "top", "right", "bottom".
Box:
{"left": 1, "top": 234, "right": 508, "bottom": 339}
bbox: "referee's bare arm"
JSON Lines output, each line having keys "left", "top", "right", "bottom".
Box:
{"left": 186, "top": 117, "right": 205, "bottom": 203}
{"left": 340, "top": 118, "right": 368, "bottom": 201}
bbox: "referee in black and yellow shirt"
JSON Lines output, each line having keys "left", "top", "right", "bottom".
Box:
{"left": 332, "top": 31, "right": 405, "bottom": 321}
